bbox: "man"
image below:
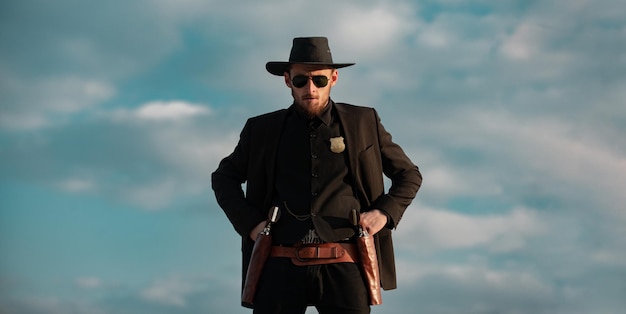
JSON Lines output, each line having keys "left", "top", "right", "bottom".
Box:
{"left": 212, "top": 37, "right": 422, "bottom": 314}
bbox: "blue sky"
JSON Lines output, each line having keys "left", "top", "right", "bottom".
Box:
{"left": 1, "top": 0, "right": 625, "bottom": 313}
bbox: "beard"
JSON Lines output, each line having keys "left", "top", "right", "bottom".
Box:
{"left": 292, "top": 91, "right": 329, "bottom": 118}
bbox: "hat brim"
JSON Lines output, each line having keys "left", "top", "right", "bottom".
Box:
{"left": 266, "top": 62, "right": 355, "bottom": 76}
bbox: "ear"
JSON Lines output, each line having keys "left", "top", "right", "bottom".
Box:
{"left": 330, "top": 69, "right": 338, "bottom": 87}
{"left": 284, "top": 72, "right": 292, "bottom": 88}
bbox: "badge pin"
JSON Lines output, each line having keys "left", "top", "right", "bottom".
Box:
{"left": 330, "top": 136, "right": 345, "bottom": 153}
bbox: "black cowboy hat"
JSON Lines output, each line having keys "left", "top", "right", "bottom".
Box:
{"left": 266, "top": 37, "right": 355, "bottom": 76}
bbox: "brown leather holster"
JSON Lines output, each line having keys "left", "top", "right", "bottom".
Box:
{"left": 241, "top": 207, "right": 280, "bottom": 307}
{"left": 241, "top": 233, "right": 272, "bottom": 307}
{"left": 357, "top": 225, "right": 383, "bottom": 305}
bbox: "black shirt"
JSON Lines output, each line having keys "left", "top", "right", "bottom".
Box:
{"left": 273, "top": 100, "right": 357, "bottom": 244}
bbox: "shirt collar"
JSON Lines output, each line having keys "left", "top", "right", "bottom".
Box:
{"left": 290, "top": 99, "right": 334, "bottom": 127}
{"left": 317, "top": 99, "right": 333, "bottom": 126}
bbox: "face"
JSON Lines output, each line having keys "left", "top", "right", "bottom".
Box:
{"left": 284, "top": 64, "right": 338, "bottom": 118}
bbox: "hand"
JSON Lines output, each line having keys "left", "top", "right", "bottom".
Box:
{"left": 359, "top": 209, "right": 388, "bottom": 236}
{"left": 249, "top": 221, "right": 266, "bottom": 241}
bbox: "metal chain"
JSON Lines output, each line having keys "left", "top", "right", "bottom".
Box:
{"left": 283, "top": 201, "right": 311, "bottom": 221}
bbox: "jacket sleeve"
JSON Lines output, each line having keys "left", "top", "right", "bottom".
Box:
{"left": 369, "top": 109, "right": 422, "bottom": 228}
{"left": 212, "top": 119, "right": 265, "bottom": 237}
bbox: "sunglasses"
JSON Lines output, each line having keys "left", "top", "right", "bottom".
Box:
{"left": 291, "top": 75, "right": 329, "bottom": 88}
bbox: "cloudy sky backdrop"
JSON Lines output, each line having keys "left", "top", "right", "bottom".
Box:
{"left": 1, "top": 0, "right": 625, "bottom": 313}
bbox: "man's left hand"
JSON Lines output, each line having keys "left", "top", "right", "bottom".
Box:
{"left": 360, "top": 209, "right": 388, "bottom": 236}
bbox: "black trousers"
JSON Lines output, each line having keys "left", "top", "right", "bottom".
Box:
{"left": 253, "top": 257, "right": 371, "bottom": 314}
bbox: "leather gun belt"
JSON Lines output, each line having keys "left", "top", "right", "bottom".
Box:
{"left": 270, "top": 242, "right": 359, "bottom": 266}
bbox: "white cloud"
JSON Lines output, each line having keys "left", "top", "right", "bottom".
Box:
{"left": 112, "top": 100, "right": 211, "bottom": 122}
{"left": 139, "top": 276, "right": 194, "bottom": 307}
{"left": 418, "top": 27, "right": 451, "bottom": 48}
{"left": 156, "top": 131, "right": 236, "bottom": 174}
{"left": 48, "top": 79, "right": 115, "bottom": 113}
{"left": 396, "top": 260, "right": 553, "bottom": 295}
{"left": 465, "top": 110, "right": 626, "bottom": 219}
{"left": 1, "top": 76, "right": 115, "bottom": 131}
{"left": 419, "top": 165, "right": 502, "bottom": 201}
{"left": 104, "top": 113, "right": 234, "bottom": 210}
{"left": 392, "top": 259, "right": 558, "bottom": 314}
{"left": 135, "top": 101, "right": 211, "bottom": 121}
{"left": 32, "top": 77, "right": 114, "bottom": 113}
{"left": 57, "top": 178, "right": 96, "bottom": 193}
{"left": 117, "top": 132, "right": 233, "bottom": 210}
{"left": 0, "top": 112, "right": 48, "bottom": 130}
{"left": 332, "top": 3, "right": 418, "bottom": 60}
{"left": 397, "top": 204, "right": 546, "bottom": 252}
{"left": 412, "top": 107, "right": 626, "bottom": 220}
{"left": 500, "top": 22, "right": 542, "bottom": 60}
{"left": 0, "top": 297, "right": 106, "bottom": 314}
{"left": 591, "top": 250, "right": 626, "bottom": 266}
{"left": 122, "top": 178, "right": 179, "bottom": 210}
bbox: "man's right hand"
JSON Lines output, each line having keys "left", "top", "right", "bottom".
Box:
{"left": 249, "top": 221, "right": 266, "bottom": 241}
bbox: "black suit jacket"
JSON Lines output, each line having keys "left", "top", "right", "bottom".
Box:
{"left": 212, "top": 101, "right": 422, "bottom": 291}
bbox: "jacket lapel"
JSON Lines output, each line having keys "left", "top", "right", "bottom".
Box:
{"left": 263, "top": 109, "right": 289, "bottom": 206}
{"left": 334, "top": 102, "right": 360, "bottom": 194}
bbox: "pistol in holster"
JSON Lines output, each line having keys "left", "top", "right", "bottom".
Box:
{"left": 241, "top": 206, "right": 280, "bottom": 307}
{"left": 351, "top": 209, "right": 383, "bottom": 305}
